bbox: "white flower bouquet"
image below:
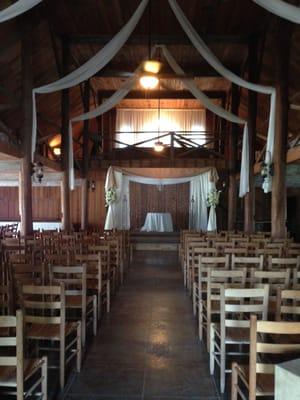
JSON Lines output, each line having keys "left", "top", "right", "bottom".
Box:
{"left": 207, "top": 189, "right": 221, "bottom": 208}
{"left": 105, "top": 187, "right": 117, "bottom": 207}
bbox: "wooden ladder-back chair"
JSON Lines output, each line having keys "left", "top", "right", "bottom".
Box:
{"left": 0, "top": 310, "right": 48, "bottom": 400}
{"left": 210, "top": 285, "right": 269, "bottom": 393}
{"left": 231, "top": 255, "right": 264, "bottom": 284}
{"left": 231, "top": 315, "right": 300, "bottom": 400}
{"left": 276, "top": 288, "right": 300, "bottom": 322}
{"left": 268, "top": 255, "right": 300, "bottom": 272}
{"left": 22, "top": 283, "right": 81, "bottom": 390}
{"left": 200, "top": 268, "right": 247, "bottom": 350}
{"left": 189, "top": 247, "right": 218, "bottom": 293}
{"left": 50, "top": 265, "right": 97, "bottom": 347}
{"left": 250, "top": 268, "right": 291, "bottom": 316}
{"left": 192, "top": 255, "right": 229, "bottom": 318}
{"left": 88, "top": 244, "right": 113, "bottom": 295}
{"left": 75, "top": 253, "right": 110, "bottom": 316}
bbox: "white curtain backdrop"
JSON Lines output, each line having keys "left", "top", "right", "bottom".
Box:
{"left": 115, "top": 108, "right": 206, "bottom": 147}
{"left": 0, "top": 0, "right": 42, "bottom": 23}
{"left": 239, "top": 125, "right": 250, "bottom": 197}
{"left": 168, "top": 0, "right": 276, "bottom": 192}
{"left": 253, "top": 0, "right": 300, "bottom": 24}
{"left": 31, "top": 0, "right": 149, "bottom": 189}
{"left": 104, "top": 166, "right": 218, "bottom": 232}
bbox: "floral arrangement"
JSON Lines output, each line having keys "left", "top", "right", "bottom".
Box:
{"left": 261, "top": 161, "right": 274, "bottom": 193}
{"left": 207, "top": 189, "right": 221, "bottom": 208}
{"left": 105, "top": 187, "right": 117, "bottom": 207}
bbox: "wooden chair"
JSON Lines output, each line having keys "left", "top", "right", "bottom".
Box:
{"left": 0, "top": 310, "right": 48, "bottom": 400}
{"left": 231, "top": 255, "right": 264, "bottom": 284}
{"left": 210, "top": 285, "right": 269, "bottom": 393}
{"left": 189, "top": 247, "right": 218, "bottom": 293}
{"left": 231, "top": 315, "right": 300, "bottom": 400}
{"left": 250, "top": 268, "right": 291, "bottom": 316}
{"left": 276, "top": 288, "right": 300, "bottom": 321}
{"left": 50, "top": 265, "right": 97, "bottom": 346}
{"left": 200, "top": 268, "right": 247, "bottom": 350}
{"left": 192, "top": 255, "right": 229, "bottom": 317}
{"left": 75, "top": 253, "right": 111, "bottom": 316}
{"left": 0, "top": 282, "right": 13, "bottom": 315}
{"left": 268, "top": 256, "right": 300, "bottom": 271}
{"left": 22, "top": 284, "right": 81, "bottom": 389}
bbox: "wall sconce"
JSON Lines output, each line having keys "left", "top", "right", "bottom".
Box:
{"left": 31, "top": 162, "right": 44, "bottom": 183}
{"left": 88, "top": 180, "right": 96, "bottom": 192}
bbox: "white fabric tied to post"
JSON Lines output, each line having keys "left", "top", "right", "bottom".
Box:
{"left": 168, "top": 0, "right": 276, "bottom": 192}
{"left": 31, "top": 0, "right": 149, "bottom": 189}
{"left": 104, "top": 167, "right": 218, "bottom": 232}
{"left": 159, "top": 45, "right": 249, "bottom": 198}
{"left": 253, "top": 0, "right": 300, "bottom": 24}
{"left": 0, "top": 0, "right": 42, "bottom": 23}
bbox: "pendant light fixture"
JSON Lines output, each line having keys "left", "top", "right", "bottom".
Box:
{"left": 139, "top": 0, "right": 162, "bottom": 90}
{"left": 153, "top": 84, "right": 164, "bottom": 152}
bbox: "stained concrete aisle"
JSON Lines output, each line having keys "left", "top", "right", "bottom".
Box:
{"left": 63, "top": 251, "right": 220, "bottom": 400}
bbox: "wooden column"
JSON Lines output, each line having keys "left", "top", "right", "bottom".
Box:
{"left": 20, "top": 24, "right": 33, "bottom": 236}
{"left": 81, "top": 80, "right": 90, "bottom": 230}
{"left": 244, "top": 38, "right": 258, "bottom": 233}
{"left": 228, "top": 84, "right": 239, "bottom": 231}
{"left": 61, "top": 39, "right": 71, "bottom": 231}
{"left": 271, "top": 18, "right": 292, "bottom": 238}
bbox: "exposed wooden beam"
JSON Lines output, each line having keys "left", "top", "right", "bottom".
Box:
{"left": 67, "top": 34, "right": 251, "bottom": 45}
{"left": 34, "top": 154, "right": 62, "bottom": 172}
{"left": 0, "top": 141, "right": 21, "bottom": 159}
{"left": 98, "top": 90, "right": 226, "bottom": 100}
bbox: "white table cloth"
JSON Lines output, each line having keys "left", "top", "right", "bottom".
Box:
{"left": 141, "top": 213, "right": 173, "bottom": 232}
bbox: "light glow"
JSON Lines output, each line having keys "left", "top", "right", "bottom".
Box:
{"left": 154, "top": 140, "right": 164, "bottom": 152}
{"left": 53, "top": 147, "right": 61, "bottom": 156}
{"left": 143, "top": 60, "right": 163, "bottom": 74}
{"left": 139, "top": 74, "right": 159, "bottom": 90}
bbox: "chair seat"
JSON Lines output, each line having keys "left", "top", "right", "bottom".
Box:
{"left": 66, "top": 295, "right": 94, "bottom": 308}
{"left": 214, "top": 324, "right": 249, "bottom": 343}
{"left": 237, "top": 365, "right": 274, "bottom": 395}
{"left": 0, "top": 358, "right": 43, "bottom": 387}
{"left": 26, "top": 322, "right": 77, "bottom": 340}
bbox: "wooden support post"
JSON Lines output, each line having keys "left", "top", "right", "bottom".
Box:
{"left": 81, "top": 80, "right": 90, "bottom": 230}
{"left": 228, "top": 84, "right": 239, "bottom": 231}
{"left": 244, "top": 38, "right": 258, "bottom": 233}
{"left": 61, "top": 39, "right": 71, "bottom": 231}
{"left": 271, "top": 19, "right": 292, "bottom": 238}
{"left": 20, "top": 24, "right": 33, "bottom": 236}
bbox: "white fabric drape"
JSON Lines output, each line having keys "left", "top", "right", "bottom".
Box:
{"left": 32, "top": 0, "right": 149, "bottom": 188}
{"left": 239, "top": 125, "right": 250, "bottom": 197}
{"left": 115, "top": 108, "right": 206, "bottom": 147}
{"left": 0, "top": 0, "right": 42, "bottom": 23}
{"left": 168, "top": 0, "right": 276, "bottom": 192}
{"left": 104, "top": 166, "right": 217, "bottom": 232}
{"left": 160, "top": 45, "right": 250, "bottom": 198}
{"left": 253, "top": 0, "right": 300, "bottom": 24}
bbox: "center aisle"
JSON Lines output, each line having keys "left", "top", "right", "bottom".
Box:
{"left": 64, "top": 251, "right": 220, "bottom": 400}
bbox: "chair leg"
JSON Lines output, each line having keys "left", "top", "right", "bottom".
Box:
{"left": 97, "top": 293, "right": 101, "bottom": 320}
{"left": 81, "top": 314, "right": 86, "bottom": 347}
{"left": 220, "top": 337, "right": 226, "bottom": 393}
{"left": 231, "top": 362, "right": 238, "bottom": 400}
{"left": 106, "top": 280, "right": 111, "bottom": 313}
{"left": 59, "top": 339, "right": 65, "bottom": 390}
{"left": 209, "top": 323, "right": 215, "bottom": 375}
{"left": 193, "top": 283, "right": 197, "bottom": 316}
{"left": 93, "top": 295, "right": 97, "bottom": 336}
{"left": 76, "top": 322, "right": 82, "bottom": 373}
{"left": 41, "top": 356, "right": 48, "bottom": 400}
{"left": 199, "top": 300, "right": 203, "bottom": 341}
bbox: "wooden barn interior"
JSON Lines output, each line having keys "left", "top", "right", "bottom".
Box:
{"left": 1, "top": 0, "right": 300, "bottom": 399}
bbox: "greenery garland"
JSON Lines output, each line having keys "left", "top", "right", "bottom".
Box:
{"left": 105, "top": 187, "right": 117, "bottom": 208}
{"left": 207, "top": 189, "right": 221, "bottom": 208}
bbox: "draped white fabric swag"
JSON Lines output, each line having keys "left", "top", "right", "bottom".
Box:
{"left": 104, "top": 166, "right": 218, "bottom": 232}
{"left": 253, "top": 0, "right": 300, "bottom": 24}
{"left": 168, "top": 0, "right": 276, "bottom": 192}
{"left": 31, "top": 0, "right": 149, "bottom": 189}
{"left": 0, "top": 0, "right": 42, "bottom": 23}
{"left": 115, "top": 108, "right": 206, "bottom": 147}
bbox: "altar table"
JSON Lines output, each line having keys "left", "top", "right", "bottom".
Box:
{"left": 141, "top": 212, "right": 173, "bottom": 232}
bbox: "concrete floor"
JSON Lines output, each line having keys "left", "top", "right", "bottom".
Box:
{"left": 63, "top": 251, "right": 220, "bottom": 400}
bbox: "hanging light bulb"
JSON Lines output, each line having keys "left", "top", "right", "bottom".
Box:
{"left": 154, "top": 140, "right": 164, "bottom": 152}
{"left": 140, "top": 74, "right": 159, "bottom": 90}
